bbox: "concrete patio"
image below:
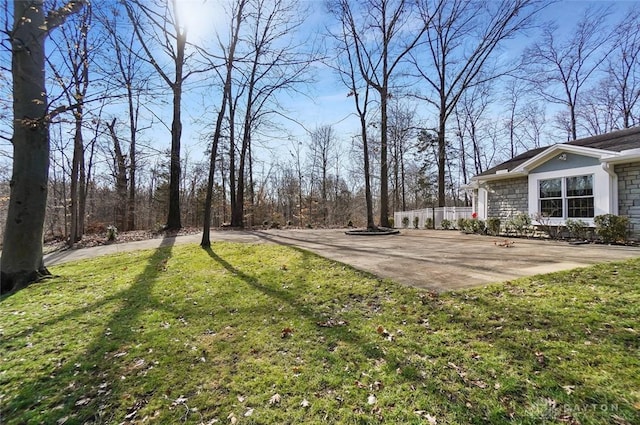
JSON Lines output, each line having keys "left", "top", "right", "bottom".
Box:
{"left": 45, "top": 228, "right": 640, "bottom": 292}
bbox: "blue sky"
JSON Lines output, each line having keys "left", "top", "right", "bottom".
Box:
{"left": 0, "top": 0, "right": 635, "bottom": 182}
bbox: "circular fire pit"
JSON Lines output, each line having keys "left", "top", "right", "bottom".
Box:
{"left": 345, "top": 227, "right": 400, "bottom": 236}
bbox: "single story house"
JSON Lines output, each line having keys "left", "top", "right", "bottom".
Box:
{"left": 467, "top": 127, "right": 640, "bottom": 239}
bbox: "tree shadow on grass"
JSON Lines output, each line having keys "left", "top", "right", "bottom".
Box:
{"left": 200, "top": 244, "right": 430, "bottom": 362}
{"left": 0, "top": 237, "right": 177, "bottom": 424}
{"left": 202, "top": 246, "right": 339, "bottom": 330}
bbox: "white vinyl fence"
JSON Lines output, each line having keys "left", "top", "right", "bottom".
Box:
{"left": 394, "top": 207, "right": 473, "bottom": 229}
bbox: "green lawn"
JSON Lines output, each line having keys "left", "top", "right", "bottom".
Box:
{"left": 1, "top": 242, "right": 639, "bottom": 424}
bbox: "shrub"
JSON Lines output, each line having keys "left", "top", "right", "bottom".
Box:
{"left": 402, "top": 216, "right": 410, "bottom": 228}
{"left": 486, "top": 217, "right": 501, "bottom": 236}
{"left": 457, "top": 217, "right": 466, "bottom": 230}
{"left": 270, "top": 221, "right": 280, "bottom": 229}
{"left": 106, "top": 225, "right": 118, "bottom": 241}
{"left": 459, "top": 218, "right": 485, "bottom": 234}
{"left": 507, "top": 213, "right": 532, "bottom": 237}
{"left": 440, "top": 219, "right": 452, "bottom": 230}
{"left": 594, "top": 214, "right": 629, "bottom": 244}
{"left": 565, "top": 219, "right": 588, "bottom": 240}
{"left": 470, "top": 219, "right": 486, "bottom": 234}
{"left": 387, "top": 217, "right": 394, "bottom": 228}
{"left": 534, "top": 212, "right": 563, "bottom": 240}
{"left": 413, "top": 216, "right": 420, "bottom": 229}
{"left": 424, "top": 217, "right": 434, "bottom": 229}
{"left": 347, "top": 220, "right": 354, "bottom": 228}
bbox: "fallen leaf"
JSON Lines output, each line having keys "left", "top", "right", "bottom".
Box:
{"left": 562, "top": 385, "right": 575, "bottom": 395}
{"left": 281, "top": 328, "right": 294, "bottom": 338}
{"left": 237, "top": 395, "right": 246, "bottom": 403}
{"left": 300, "top": 399, "right": 311, "bottom": 408}
{"left": 367, "top": 394, "right": 377, "bottom": 405}
{"left": 75, "top": 397, "right": 91, "bottom": 406}
{"left": 415, "top": 411, "right": 437, "bottom": 424}
{"left": 244, "top": 408, "right": 254, "bottom": 417}
{"left": 317, "top": 319, "right": 348, "bottom": 328}
{"left": 56, "top": 417, "right": 68, "bottom": 425}
{"left": 172, "top": 396, "right": 188, "bottom": 406}
{"left": 269, "top": 393, "right": 281, "bottom": 405}
{"left": 124, "top": 410, "right": 138, "bottom": 420}
{"left": 227, "top": 412, "right": 237, "bottom": 424}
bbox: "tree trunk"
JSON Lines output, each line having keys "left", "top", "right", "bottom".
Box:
{"left": 167, "top": 83, "right": 183, "bottom": 229}
{"left": 437, "top": 112, "right": 447, "bottom": 207}
{"left": 166, "top": 28, "right": 186, "bottom": 230}
{"left": 228, "top": 98, "right": 237, "bottom": 224}
{"left": 232, "top": 128, "right": 249, "bottom": 227}
{"left": 68, "top": 100, "right": 89, "bottom": 246}
{"left": 1, "top": 1, "right": 50, "bottom": 290}
{"left": 202, "top": 0, "right": 242, "bottom": 244}
{"left": 127, "top": 91, "right": 138, "bottom": 231}
{"left": 108, "top": 119, "right": 129, "bottom": 231}
{"left": 1, "top": 1, "right": 83, "bottom": 293}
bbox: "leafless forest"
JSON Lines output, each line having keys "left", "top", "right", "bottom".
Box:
{"left": 1, "top": 0, "right": 639, "bottom": 246}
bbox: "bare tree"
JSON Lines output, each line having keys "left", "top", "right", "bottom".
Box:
{"left": 309, "top": 125, "right": 337, "bottom": 224}
{"left": 578, "top": 80, "right": 619, "bottom": 136}
{"left": 388, "top": 101, "right": 416, "bottom": 212}
{"left": 106, "top": 118, "right": 129, "bottom": 230}
{"left": 1, "top": 0, "right": 85, "bottom": 294}
{"left": 97, "top": 4, "right": 151, "bottom": 231}
{"left": 413, "top": 0, "right": 546, "bottom": 206}
{"left": 229, "top": 0, "right": 312, "bottom": 228}
{"left": 124, "top": 0, "right": 203, "bottom": 230}
{"left": 288, "top": 139, "right": 306, "bottom": 227}
{"left": 608, "top": 6, "right": 640, "bottom": 129}
{"left": 524, "top": 6, "right": 613, "bottom": 140}
{"left": 48, "top": 3, "right": 95, "bottom": 245}
{"left": 201, "top": 0, "right": 246, "bottom": 247}
{"left": 329, "top": 8, "right": 376, "bottom": 229}
{"left": 329, "top": 0, "right": 430, "bottom": 227}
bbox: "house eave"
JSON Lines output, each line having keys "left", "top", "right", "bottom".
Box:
{"left": 601, "top": 148, "right": 640, "bottom": 165}
{"left": 512, "top": 144, "right": 619, "bottom": 174}
{"left": 473, "top": 171, "right": 528, "bottom": 183}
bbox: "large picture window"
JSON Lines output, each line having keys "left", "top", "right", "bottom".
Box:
{"left": 538, "top": 175, "right": 594, "bottom": 219}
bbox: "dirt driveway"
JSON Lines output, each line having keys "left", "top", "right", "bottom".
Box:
{"left": 45, "top": 228, "right": 640, "bottom": 292}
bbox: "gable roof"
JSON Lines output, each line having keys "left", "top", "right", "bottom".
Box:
{"left": 477, "top": 127, "right": 640, "bottom": 178}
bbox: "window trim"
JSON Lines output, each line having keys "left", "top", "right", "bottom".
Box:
{"left": 537, "top": 175, "right": 594, "bottom": 219}
{"left": 527, "top": 163, "right": 615, "bottom": 227}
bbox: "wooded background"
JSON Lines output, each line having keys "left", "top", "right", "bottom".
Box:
{"left": 1, "top": 0, "right": 638, "bottom": 245}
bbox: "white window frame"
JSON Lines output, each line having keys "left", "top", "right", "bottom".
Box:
{"left": 528, "top": 164, "right": 614, "bottom": 226}
{"left": 538, "top": 175, "right": 595, "bottom": 219}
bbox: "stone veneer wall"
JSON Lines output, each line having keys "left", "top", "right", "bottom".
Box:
{"left": 615, "top": 161, "right": 640, "bottom": 240}
{"left": 485, "top": 176, "right": 529, "bottom": 221}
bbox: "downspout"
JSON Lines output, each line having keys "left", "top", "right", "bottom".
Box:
{"left": 601, "top": 162, "right": 618, "bottom": 215}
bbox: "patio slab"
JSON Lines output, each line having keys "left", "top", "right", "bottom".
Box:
{"left": 250, "top": 229, "right": 640, "bottom": 291}
{"left": 45, "top": 228, "right": 640, "bottom": 292}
